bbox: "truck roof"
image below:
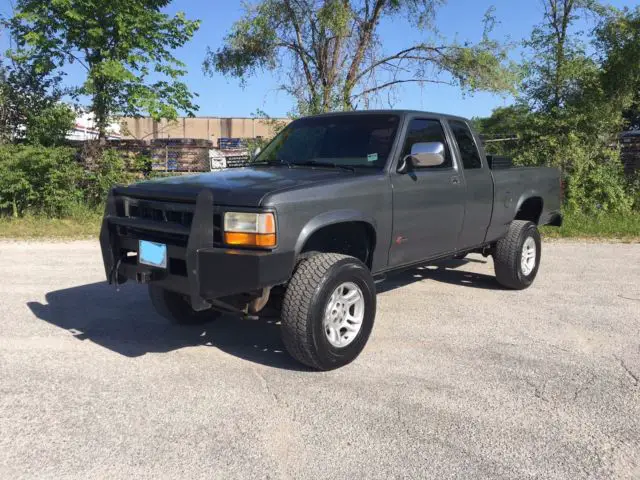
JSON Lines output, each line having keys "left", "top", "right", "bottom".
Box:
{"left": 302, "top": 109, "right": 471, "bottom": 124}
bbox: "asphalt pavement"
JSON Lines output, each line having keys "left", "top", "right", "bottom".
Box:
{"left": 0, "top": 240, "right": 638, "bottom": 479}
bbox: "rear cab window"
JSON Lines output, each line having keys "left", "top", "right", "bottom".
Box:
{"left": 449, "top": 120, "right": 482, "bottom": 169}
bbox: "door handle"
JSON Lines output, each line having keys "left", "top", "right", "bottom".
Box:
{"left": 450, "top": 175, "right": 460, "bottom": 185}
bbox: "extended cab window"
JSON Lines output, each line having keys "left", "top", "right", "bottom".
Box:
{"left": 449, "top": 120, "right": 482, "bottom": 169}
{"left": 401, "top": 119, "right": 452, "bottom": 169}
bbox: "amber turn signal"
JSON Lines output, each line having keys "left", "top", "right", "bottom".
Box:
{"left": 224, "top": 232, "right": 276, "bottom": 247}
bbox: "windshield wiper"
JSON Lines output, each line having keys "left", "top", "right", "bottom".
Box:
{"left": 292, "top": 160, "right": 355, "bottom": 172}
{"left": 250, "top": 159, "right": 291, "bottom": 168}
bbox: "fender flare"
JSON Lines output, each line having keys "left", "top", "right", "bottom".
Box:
{"left": 294, "top": 209, "right": 377, "bottom": 257}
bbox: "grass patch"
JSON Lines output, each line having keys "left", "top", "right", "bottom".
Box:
{"left": 0, "top": 210, "right": 638, "bottom": 242}
{"left": 0, "top": 213, "right": 102, "bottom": 240}
{"left": 541, "top": 211, "right": 640, "bottom": 241}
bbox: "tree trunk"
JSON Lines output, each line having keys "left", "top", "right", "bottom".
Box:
{"left": 91, "top": 69, "right": 108, "bottom": 143}
{"left": 95, "top": 96, "right": 108, "bottom": 143}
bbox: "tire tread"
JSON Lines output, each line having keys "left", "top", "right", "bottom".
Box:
{"left": 281, "top": 253, "right": 352, "bottom": 369}
{"left": 494, "top": 220, "right": 537, "bottom": 289}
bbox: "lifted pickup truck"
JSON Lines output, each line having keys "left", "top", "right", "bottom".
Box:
{"left": 101, "top": 110, "right": 562, "bottom": 370}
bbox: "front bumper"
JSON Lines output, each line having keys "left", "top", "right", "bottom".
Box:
{"left": 99, "top": 188, "right": 294, "bottom": 310}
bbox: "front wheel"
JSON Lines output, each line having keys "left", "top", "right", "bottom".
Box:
{"left": 493, "top": 220, "right": 541, "bottom": 289}
{"left": 281, "top": 253, "right": 376, "bottom": 370}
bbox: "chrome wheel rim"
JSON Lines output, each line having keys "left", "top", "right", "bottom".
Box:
{"left": 322, "top": 282, "right": 365, "bottom": 348}
{"left": 521, "top": 236, "right": 537, "bottom": 276}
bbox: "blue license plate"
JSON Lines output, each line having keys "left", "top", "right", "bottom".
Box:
{"left": 139, "top": 240, "right": 167, "bottom": 269}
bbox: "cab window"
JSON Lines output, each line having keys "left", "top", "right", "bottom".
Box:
{"left": 400, "top": 119, "right": 452, "bottom": 169}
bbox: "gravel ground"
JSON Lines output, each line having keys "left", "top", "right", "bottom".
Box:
{"left": 0, "top": 240, "right": 638, "bottom": 479}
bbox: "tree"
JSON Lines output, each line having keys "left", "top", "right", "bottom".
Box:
{"left": 9, "top": 0, "right": 200, "bottom": 140}
{"left": 522, "top": 0, "right": 602, "bottom": 111}
{"left": 205, "top": 0, "right": 517, "bottom": 115}
{"left": 475, "top": 0, "right": 636, "bottom": 213}
{"left": 596, "top": 6, "right": 640, "bottom": 130}
{"left": 472, "top": 104, "right": 532, "bottom": 156}
{"left": 0, "top": 57, "right": 75, "bottom": 146}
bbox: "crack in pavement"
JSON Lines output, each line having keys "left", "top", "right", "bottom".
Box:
{"left": 613, "top": 355, "right": 639, "bottom": 387}
{"left": 252, "top": 367, "right": 292, "bottom": 409}
{"left": 525, "top": 379, "right": 549, "bottom": 402}
{"left": 573, "top": 373, "right": 597, "bottom": 401}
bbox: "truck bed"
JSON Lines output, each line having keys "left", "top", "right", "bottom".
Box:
{"left": 486, "top": 166, "right": 562, "bottom": 242}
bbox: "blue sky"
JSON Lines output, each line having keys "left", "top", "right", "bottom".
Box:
{"left": 1, "top": 0, "right": 636, "bottom": 118}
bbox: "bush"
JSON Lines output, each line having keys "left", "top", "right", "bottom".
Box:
{"left": 0, "top": 145, "right": 84, "bottom": 217}
{"left": 565, "top": 152, "right": 634, "bottom": 214}
{"left": 82, "top": 148, "right": 137, "bottom": 208}
{"left": 25, "top": 103, "right": 76, "bottom": 147}
{"left": 510, "top": 131, "right": 635, "bottom": 214}
{"left": 0, "top": 145, "right": 137, "bottom": 217}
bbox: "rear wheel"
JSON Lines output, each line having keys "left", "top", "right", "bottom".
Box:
{"left": 493, "top": 220, "right": 541, "bottom": 289}
{"left": 148, "top": 285, "right": 221, "bottom": 324}
{"left": 281, "top": 253, "right": 376, "bottom": 370}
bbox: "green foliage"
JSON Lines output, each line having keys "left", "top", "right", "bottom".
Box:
{"left": 205, "top": 0, "right": 517, "bottom": 115}
{"left": 540, "top": 210, "right": 640, "bottom": 240}
{"left": 9, "top": 0, "right": 201, "bottom": 138}
{"left": 564, "top": 147, "right": 633, "bottom": 213}
{"left": 595, "top": 6, "right": 640, "bottom": 130}
{"left": 0, "top": 146, "right": 83, "bottom": 217}
{"left": 0, "top": 146, "right": 136, "bottom": 218}
{"left": 0, "top": 213, "right": 103, "bottom": 239}
{"left": 82, "top": 149, "right": 137, "bottom": 208}
{"left": 476, "top": 0, "right": 638, "bottom": 214}
{"left": 25, "top": 103, "right": 76, "bottom": 146}
{"left": 513, "top": 129, "right": 632, "bottom": 213}
{"left": 0, "top": 59, "right": 74, "bottom": 145}
{"left": 478, "top": 109, "right": 637, "bottom": 214}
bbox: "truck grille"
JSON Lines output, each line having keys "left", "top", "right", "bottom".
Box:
{"left": 128, "top": 203, "right": 195, "bottom": 228}
{"left": 115, "top": 197, "right": 224, "bottom": 246}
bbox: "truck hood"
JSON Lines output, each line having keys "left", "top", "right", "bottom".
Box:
{"left": 114, "top": 167, "right": 351, "bottom": 207}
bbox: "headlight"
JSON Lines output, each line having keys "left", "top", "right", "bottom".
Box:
{"left": 224, "top": 212, "right": 276, "bottom": 247}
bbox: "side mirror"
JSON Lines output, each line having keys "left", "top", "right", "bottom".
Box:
{"left": 252, "top": 146, "right": 262, "bottom": 159}
{"left": 398, "top": 142, "right": 445, "bottom": 172}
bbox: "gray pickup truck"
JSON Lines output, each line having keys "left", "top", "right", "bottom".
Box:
{"left": 100, "top": 110, "right": 562, "bottom": 370}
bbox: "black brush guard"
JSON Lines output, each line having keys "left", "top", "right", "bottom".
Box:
{"left": 100, "top": 188, "right": 294, "bottom": 311}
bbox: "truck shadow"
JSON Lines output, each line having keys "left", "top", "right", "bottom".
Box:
{"left": 27, "top": 282, "right": 310, "bottom": 371}
{"left": 27, "top": 258, "right": 499, "bottom": 370}
{"left": 377, "top": 257, "right": 505, "bottom": 294}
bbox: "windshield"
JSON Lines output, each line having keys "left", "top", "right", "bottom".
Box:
{"left": 254, "top": 114, "right": 400, "bottom": 170}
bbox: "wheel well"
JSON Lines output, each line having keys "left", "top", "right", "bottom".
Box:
{"left": 515, "top": 197, "right": 543, "bottom": 224}
{"left": 300, "top": 222, "right": 375, "bottom": 268}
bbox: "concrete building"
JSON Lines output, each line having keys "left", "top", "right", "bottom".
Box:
{"left": 69, "top": 112, "right": 122, "bottom": 141}
{"left": 120, "top": 117, "right": 290, "bottom": 143}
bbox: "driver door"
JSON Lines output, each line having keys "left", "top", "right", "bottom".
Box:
{"left": 388, "top": 117, "right": 466, "bottom": 267}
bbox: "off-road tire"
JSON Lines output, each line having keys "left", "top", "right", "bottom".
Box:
{"left": 493, "top": 220, "right": 541, "bottom": 290}
{"left": 281, "top": 253, "right": 376, "bottom": 370}
{"left": 148, "top": 285, "right": 221, "bottom": 324}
